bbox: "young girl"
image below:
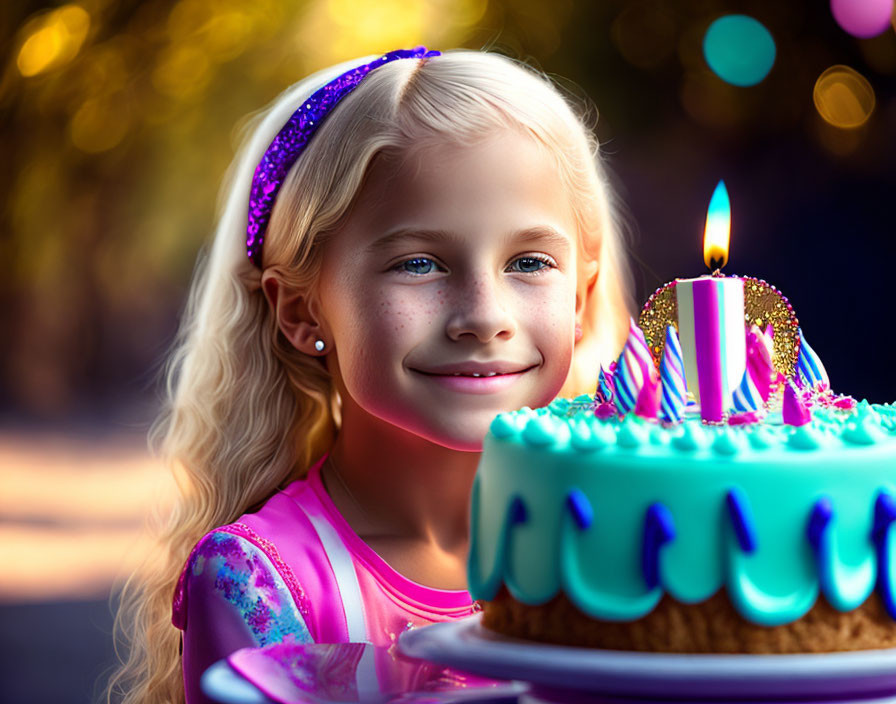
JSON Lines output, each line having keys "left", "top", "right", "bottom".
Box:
{"left": 107, "top": 47, "right": 633, "bottom": 704}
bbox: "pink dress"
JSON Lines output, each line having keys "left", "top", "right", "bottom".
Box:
{"left": 171, "top": 454, "right": 477, "bottom": 704}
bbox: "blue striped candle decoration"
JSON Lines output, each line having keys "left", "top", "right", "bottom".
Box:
{"left": 797, "top": 328, "right": 830, "bottom": 389}
{"left": 597, "top": 365, "right": 614, "bottom": 403}
{"left": 732, "top": 366, "right": 763, "bottom": 413}
{"left": 659, "top": 325, "right": 687, "bottom": 423}
{"left": 614, "top": 319, "right": 658, "bottom": 415}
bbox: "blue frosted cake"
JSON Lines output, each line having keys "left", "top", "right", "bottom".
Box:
{"left": 467, "top": 321, "right": 896, "bottom": 653}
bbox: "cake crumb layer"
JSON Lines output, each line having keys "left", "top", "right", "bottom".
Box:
{"left": 482, "top": 588, "right": 896, "bottom": 653}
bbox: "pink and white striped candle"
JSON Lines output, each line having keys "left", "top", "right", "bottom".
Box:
{"left": 676, "top": 276, "right": 746, "bottom": 422}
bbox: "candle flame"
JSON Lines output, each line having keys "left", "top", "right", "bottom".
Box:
{"left": 703, "top": 180, "right": 731, "bottom": 270}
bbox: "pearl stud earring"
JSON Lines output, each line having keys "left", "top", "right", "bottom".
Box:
{"left": 314, "top": 339, "right": 325, "bottom": 352}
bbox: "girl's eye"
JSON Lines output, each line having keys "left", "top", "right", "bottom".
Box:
{"left": 509, "top": 255, "right": 554, "bottom": 274}
{"left": 397, "top": 257, "right": 441, "bottom": 276}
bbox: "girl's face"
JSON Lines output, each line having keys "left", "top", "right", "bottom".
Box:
{"left": 317, "top": 131, "right": 583, "bottom": 451}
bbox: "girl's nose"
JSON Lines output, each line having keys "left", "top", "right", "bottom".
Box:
{"left": 444, "top": 274, "right": 517, "bottom": 343}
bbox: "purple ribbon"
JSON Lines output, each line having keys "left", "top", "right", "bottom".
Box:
{"left": 246, "top": 46, "right": 440, "bottom": 267}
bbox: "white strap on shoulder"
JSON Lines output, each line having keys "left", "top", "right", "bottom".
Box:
{"left": 301, "top": 507, "right": 369, "bottom": 643}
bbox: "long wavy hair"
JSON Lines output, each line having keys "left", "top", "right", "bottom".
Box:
{"left": 104, "top": 48, "right": 634, "bottom": 704}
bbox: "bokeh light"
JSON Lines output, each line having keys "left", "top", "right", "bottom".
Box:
{"left": 702, "top": 15, "right": 776, "bottom": 87}
{"left": 830, "top": 0, "right": 894, "bottom": 39}
{"left": 813, "top": 65, "right": 876, "bottom": 129}
{"left": 859, "top": 30, "right": 896, "bottom": 73}
{"left": 680, "top": 70, "right": 742, "bottom": 128}
{"left": 69, "top": 94, "right": 132, "bottom": 153}
{"left": 16, "top": 4, "right": 91, "bottom": 77}
{"left": 611, "top": 1, "right": 676, "bottom": 71}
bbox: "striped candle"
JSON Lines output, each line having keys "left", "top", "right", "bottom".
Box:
{"left": 676, "top": 276, "right": 746, "bottom": 422}
{"left": 659, "top": 325, "right": 687, "bottom": 423}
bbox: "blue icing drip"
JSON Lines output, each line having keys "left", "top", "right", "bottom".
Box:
{"left": 807, "top": 496, "right": 874, "bottom": 611}
{"left": 877, "top": 528, "right": 896, "bottom": 619}
{"left": 567, "top": 489, "right": 593, "bottom": 530}
{"left": 807, "top": 496, "right": 833, "bottom": 548}
{"left": 873, "top": 492, "right": 896, "bottom": 540}
{"left": 642, "top": 503, "right": 675, "bottom": 589}
{"left": 726, "top": 489, "right": 758, "bottom": 553}
{"left": 510, "top": 495, "right": 528, "bottom": 524}
{"left": 873, "top": 492, "right": 896, "bottom": 618}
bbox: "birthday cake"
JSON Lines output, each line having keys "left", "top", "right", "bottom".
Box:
{"left": 467, "top": 284, "right": 896, "bottom": 654}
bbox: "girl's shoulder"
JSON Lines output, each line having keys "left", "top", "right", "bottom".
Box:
{"left": 171, "top": 526, "right": 313, "bottom": 645}
{"left": 172, "top": 463, "right": 344, "bottom": 641}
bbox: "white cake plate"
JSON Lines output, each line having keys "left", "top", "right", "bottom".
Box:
{"left": 398, "top": 614, "right": 896, "bottom": 702}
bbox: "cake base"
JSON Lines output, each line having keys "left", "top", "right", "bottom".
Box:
{"left": 482, "top": 588, "right": 896, "bottom": 654}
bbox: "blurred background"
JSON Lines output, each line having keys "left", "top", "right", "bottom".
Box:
{"left": 1, "top": 0, "right": 894, "bottom": 702}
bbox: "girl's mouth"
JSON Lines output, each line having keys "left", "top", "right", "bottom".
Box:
{"left": 412, "top": 365, "right": 536, "bottom": 394}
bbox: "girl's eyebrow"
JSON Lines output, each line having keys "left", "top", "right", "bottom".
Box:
{"left": 366, "top": 225, "right": 571, "bottom": 253}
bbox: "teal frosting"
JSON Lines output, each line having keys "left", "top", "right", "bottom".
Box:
{"left": 468, "top": 402, "right": 896, "bottom": 625}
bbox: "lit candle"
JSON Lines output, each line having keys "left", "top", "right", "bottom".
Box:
{"left": 675, "top": 181, "right": 746, "bottom": 422}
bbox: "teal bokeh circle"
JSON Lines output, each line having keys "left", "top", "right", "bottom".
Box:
{"left": 703, "top": 15, "right": 776, "bottom": 87}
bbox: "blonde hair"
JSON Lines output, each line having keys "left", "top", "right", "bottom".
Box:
{"left": 105, "top": 48, "right": 633, "bottom": 704}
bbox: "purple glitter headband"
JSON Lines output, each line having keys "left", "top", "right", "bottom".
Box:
{"left": 246, "top": 46, "right": 441, "bottom": 267}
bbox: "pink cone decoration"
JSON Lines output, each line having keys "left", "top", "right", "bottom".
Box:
{"left": 745, "top": 324, "right": 775, "bottom": 402}
{"left": 783, "top": 382, "right": 812, "bottom": 426}
{"left": 634, "top": 372, "right": 661, "bottom": 420}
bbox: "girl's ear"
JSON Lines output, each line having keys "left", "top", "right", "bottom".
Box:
{"left": 575, "top": 259, "right": 600, "bottom": 325}
{"left": 261, "top": 271, "right": 328, "bottom": 356}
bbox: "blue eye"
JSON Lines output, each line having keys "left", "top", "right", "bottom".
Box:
{"left": 399, "top": 257, "right": 438, "bottom": 275}
{"left": 511, "top": 256, "right": 552, "bottom": 273}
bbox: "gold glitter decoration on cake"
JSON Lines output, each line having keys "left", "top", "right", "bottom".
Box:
{"left": 638, "top": 276, "right": 799, "bottom": 378}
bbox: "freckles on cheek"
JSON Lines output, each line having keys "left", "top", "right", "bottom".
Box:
{"left": 381, "top": 289, "right": 443, "bottom": 334}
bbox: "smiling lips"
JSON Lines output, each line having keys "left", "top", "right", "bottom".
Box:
{"left": 413, "top": 362, "right": 535, "bottom": 394}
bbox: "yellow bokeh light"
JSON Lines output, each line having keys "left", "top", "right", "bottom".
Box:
{"left": 69, "top": 96, "right": 130, "bottom": 153}
{"left": 295, "top": 0, "right": 487, "bottom": 66}
{"left": 328, "top": 0, "right": 427, "bottom": 52}
{"left": 152, "top": 44, "right": 212, "bottom": 99}
{"left": 17, "top": 4, "right": 91, "bottom": 77}
{"left": 813, "top": 65, "right": 875, "bottom": 129}
{"left": 200, "top": 10, "right": 255, "bottom": 62}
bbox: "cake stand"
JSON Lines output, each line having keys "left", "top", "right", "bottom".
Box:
{"left": 398, "top": 614, "right": 896, "bottom": 703}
